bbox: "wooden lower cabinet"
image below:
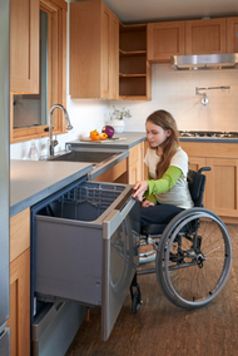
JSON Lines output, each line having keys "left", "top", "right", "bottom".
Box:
{"left": 128, "top": 142, "right": 144, "bottom": 184}
{"left": 181, "top": 141, "right": 238, "bottom": 223}
{"left": 9, "top": 249, "right": 30, "bottom": 356}
{"left": 95, "top": 158, "right": 127, "bottom": 183}
{"left": 8, "top": 209, "right": 30, "bottom": 356}
{"left": 95, "top": 142, "right": 145, "bottom": 184}
{"left": 206, "top": 158, "right": 238, "bottom": 219}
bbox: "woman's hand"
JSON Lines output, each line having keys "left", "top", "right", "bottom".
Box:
{"left": 142, "top": 199, "right": 155, "bottom": 208}
{"left": 132, "top": 180, "right": 148, "bottom": 201}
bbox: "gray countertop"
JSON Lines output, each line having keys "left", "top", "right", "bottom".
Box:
{"left": 10, "top": 160, "right": 92, "bottom": 216}
{"left": 68, "top": 132, "right": 146, "bottom": 150}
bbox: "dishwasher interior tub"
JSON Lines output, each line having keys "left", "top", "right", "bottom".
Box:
{"left": 32, "top": 178, "right": 138, "bottom": 341}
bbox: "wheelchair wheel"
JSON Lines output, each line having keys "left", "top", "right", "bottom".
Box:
{"left": 156, "top": 208, "right": 232, "bottom": 309}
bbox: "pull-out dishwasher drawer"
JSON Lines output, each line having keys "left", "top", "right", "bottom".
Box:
{"left": 32, "top": 301, "right": 85, "bottom": 356}
{"left": 33, "top": 181, "right": 138, "bottom": 340}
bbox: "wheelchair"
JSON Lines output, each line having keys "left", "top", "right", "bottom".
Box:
{"left": 130, "top": 167, "right": 233, "bottom": 313}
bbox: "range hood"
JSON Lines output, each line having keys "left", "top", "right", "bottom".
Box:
{"left": 172, "top": 53, "right": 238, "bottom": 70}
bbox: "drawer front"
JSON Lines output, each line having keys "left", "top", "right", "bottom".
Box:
{"left": 32, "top": 301, "right": 85, "bottom": 356}
{"left": 95, "top": 159, "right": 127, "bottom": 182}
{"left": 102, "top": 204, "right": 138, "bottom": 341}
{"left": 10, "top": 208, "right": 30, "bottom": 262}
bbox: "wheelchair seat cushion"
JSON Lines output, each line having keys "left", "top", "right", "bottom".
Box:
{"left": 141, "top": 223, "right": 166, "bottom": 235}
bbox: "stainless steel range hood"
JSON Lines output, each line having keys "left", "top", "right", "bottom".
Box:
{"left": 172, "top": 53, "right": 238, "bottom": 70}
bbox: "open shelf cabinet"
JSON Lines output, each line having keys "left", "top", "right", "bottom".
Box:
{"left": 119, "top": 24, "right": 151, "bottom": 100}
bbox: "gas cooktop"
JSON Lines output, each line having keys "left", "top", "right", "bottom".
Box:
{"left": 179, "top": 131, "right": 238, "bottom": 138}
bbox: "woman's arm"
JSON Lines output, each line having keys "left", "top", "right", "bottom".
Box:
{"left": 132, "top": 165, "right": 182, "bottom": 201}
{"left": 147, "top": 165, "right": 182, "bottom": 195}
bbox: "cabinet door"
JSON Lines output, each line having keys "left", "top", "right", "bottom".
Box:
{"left": 109, "top": 11, "right": 119, "bottom": 99}
{"left": 10, "top": 0, "right": 39, "bottom": 93}
{"left": 8, "top": 249, "right": 30, "bottom": 356}
{"left": 70, "top": 0, "right": 101, "bottom": 98}
{"left": 227, "top": 17, "right": 238, "bottom": 52}
{"left": 8, "top": 209, "right": 30, "bottom": 356}
{"left": 148, "top": 21, "right": 185, "bottom": 62}
{"left": 185, "top": 18, "right": 226, "bottom": 54}
{"left": 128, "top": 143, "right": 144, "bottom": 184}
{"left": 206, "top": 158, "right": 238, "bottom": 217}
{"left": 101, "top": 6, "right": 119, "bottom": 99}
{"left": 70, "top": 0, "right": 118, "bottom": 99}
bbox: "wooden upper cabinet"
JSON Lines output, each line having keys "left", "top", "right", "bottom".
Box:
{"left": 147, "top": 21, "right": 185, "bottom": 62}
{"left": 227, "top": 17, "right": 238, "bottom": 52}
{"left": 101, "top": 6, "right": 119, "bottom": 99}
{"left": 185, "top": 18, "right": 227, "bottom": 54}
{"left": 119, "top": 24, "right": 151, "bottom": 100}
{"left": 10, "top": 0, "right": 39, "bottom": 94}
{"left": 70, "top": 0, "right": 119, "bottom": 99}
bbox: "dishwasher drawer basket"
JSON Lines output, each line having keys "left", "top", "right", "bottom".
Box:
{"left": 40, "top": 182, "right": 125, "bottom": 222}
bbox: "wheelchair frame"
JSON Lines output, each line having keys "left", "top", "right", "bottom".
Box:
{"left": 130, "top": 167, "right": 233, "bottom": 313}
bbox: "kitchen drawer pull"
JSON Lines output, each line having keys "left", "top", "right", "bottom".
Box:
{"left": 115, "top": 188, "right": 133, "bottom": 211}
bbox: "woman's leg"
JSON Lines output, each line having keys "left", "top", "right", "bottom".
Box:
{"left": 140, "top": 203, "right": 184, "bottom": 226}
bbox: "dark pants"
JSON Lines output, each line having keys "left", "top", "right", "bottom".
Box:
{"left": 133, "top": 201, "right": 184, "bottom": 229}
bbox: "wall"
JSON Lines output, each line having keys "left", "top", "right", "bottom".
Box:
{"left": 116, "top": 63, "right": 238, "bottom": 133}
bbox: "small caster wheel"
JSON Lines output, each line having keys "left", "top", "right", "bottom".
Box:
{"left": 130, "top": 273, "right": 142, "bottom": 313}
{"left": 132, "top": 291, "right": 143, "bottom": 313}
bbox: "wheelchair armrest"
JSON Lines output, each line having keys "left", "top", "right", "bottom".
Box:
{"left": 198, "top": 166, "right": 211, "bottom": 174}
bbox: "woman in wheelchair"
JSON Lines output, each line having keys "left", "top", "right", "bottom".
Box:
{"left": 130, "top": 110, "right": 232, "bottom": 313}
{"left": 133, "top": 109, "right": 193, "bottom": 229}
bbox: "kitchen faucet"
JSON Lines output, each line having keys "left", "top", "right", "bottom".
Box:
{"left": 48, "top": 103, "right": 73, "bottom": 157}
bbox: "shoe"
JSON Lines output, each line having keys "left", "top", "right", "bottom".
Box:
{"left": 138, "top": 244, "right": 156, "bottom": 264}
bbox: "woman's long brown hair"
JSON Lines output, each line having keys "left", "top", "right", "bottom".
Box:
{"left": 146, "top": 110, "right": 179, "bottom": 179}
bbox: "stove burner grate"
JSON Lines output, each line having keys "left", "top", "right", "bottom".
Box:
{"left": 179, "top": 131, "right": 238, "bottom": 138}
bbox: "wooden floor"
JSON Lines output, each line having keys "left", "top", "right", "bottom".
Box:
{"left": 67, "top": 224, "right": 238, "bottom": 356}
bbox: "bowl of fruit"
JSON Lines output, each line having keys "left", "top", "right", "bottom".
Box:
{"left": 89, "top": 125, "right": 115, "bottom": 141}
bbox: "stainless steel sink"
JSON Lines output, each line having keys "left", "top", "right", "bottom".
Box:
{"left": 46, "top": 147, "right": 128, "bottom": 180}
{"left": 49, "top": 150, "right": 117, "bottom": 164}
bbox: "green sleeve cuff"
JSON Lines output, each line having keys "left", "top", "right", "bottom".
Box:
{"left": 144, "top": 192, "right": 157, "bottom": 204}
{"left": 147, "top": 166, "right": 182, "bottom": 195}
